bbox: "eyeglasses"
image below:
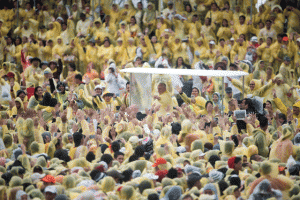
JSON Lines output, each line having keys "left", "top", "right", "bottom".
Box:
{"left": 249, "top": 84, "right": 255, "bottom": 86}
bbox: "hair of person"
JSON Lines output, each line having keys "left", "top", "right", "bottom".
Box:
{"left": 122, "top": 169, "right": 133, "bottom": 183}
{"left": 205, "top": 101, "right": 213, "bottom": 108}
{"left": 103, "top": 38, "right": 111, "bottom": 45}
{"left": 134, "top": 146, "right": 145, "bottom": 157}
{"left": 218, "top": 180, "right": 229, "bottom": 196}
{"left": 148, "top": 193, "right": 159, "bottom": 200}
{"left": 130, "top": 16, "right": 137, "bottom": 23}
{"left": 17, "top": 90, "right": 26, "bottom": 97}
{"left": 80, "top": 13, "right": 86, "bottom": 18}
{"left": 239, "top": 15, "right": 246, "bottom": 20}
{"left": 229, "top": 63, "right": 238, "bottom": 69}
{"left": 266, "top": 20, "right": 272, "bottom": 23}
{"left": 267, "top": 37, "right": 273, "bottom": 42}
{"left": 100, "top": 154, "right": 113, "bottom": 166}
{"left": 182, "top": 194, "right": 194, "bottom": 200}
{"left": 108, "top": 128, "right": 117, "bottom": 140}
{"left": 111, "top": 141, "right": 120, "bottom": 153}
{"left": 234, "top": 157, "right": 241, "bottom": 164}
{"left": 33, "top": 86, "right": 42, "bottom": 100}
{"left": 75, "top": 74, "right": 82, "bottom": 81}
{"left": 278, "top": 113, "right": 287, "bottom": 124}
{"left": 258, "top": 115, "right": 268, "bottom": 128}
{"left": 114, "top": 151, "right": 124, "bottom": 159}
{"left": 86, "top": 151, "right": 95, "bottom": 162}
{"left": 55, "top": 138, "right": 61, "bottom": 148}
{"left": 250, "top": 154, "right": 258, "bottom": 162}
{"left": 73, "top": 132, "right": 83, "bottom": 147}
{"left": 69, "top": 63, "right": 76, "bottom": 71}
{"left": 214, "top": 62, "right": 226, "bottom": 70}
{"left": 187, "top": 176, "right": 199, "bottom": 189}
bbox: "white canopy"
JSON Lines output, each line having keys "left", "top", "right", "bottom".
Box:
{"left": 121, "top": 68, "right": 249, "bottom": 77}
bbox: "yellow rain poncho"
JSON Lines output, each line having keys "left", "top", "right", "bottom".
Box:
{"left": 269, "top": 125, "right": 294, "bottom": 162}
{"left": 101, "top": 176, "right": 116, "bottom": 193}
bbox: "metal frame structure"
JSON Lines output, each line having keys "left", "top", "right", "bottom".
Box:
{"left": 121, "top": 68, "right": 249, "bottom": 113}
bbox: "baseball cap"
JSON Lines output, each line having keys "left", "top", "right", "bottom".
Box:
{"left": 6, "top": 72, "right": 15, "bottom": 78}
{"left": 45, "top": 186, "right": 57, "bottom": 194}
{"left": 297, "top": 38, "right": 300, "bottom": 42}
{"left": 143, "top": 173, "right": 159, "bottom": 180}
{"left": 94, "top": 85, "right": 103, "bottom": 90}
{"left": 250, "top": 36, "right": 258, "bottom": 42}
{"left": 152, "top": 158, "right": 167, "bottom": 167}
{"left": 282, "top": 36, "right": 289, "bottom": 42}
{"left": 225, "top": 87, "right": 233, "bottom": 94}
{"left": 209, "top": 41, "right": 216, "bottom": 45}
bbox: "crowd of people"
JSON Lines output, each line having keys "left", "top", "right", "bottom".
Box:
{"left": 1, "top": 0, "right": 300, "bottom": 200}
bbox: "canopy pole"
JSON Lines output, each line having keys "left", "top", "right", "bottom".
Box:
{"left": 222, "top": 77, "right": 224, "bottom": 116}
{"left": 242, "top": 76, "right": 245, "bottom": 98}
{"left": 16, "top": 0, "right": 19, "bottom": 27}
{"left": 130, "top": 73, "right": 132, "bottom": 106}
{"left": 92, "top": 0, "right": 95, "bottom": 21}
{"left": 250, "top": 0, "right": 253, "bottom": 21}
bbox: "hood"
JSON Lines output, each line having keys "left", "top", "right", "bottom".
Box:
{"left": 15, "top": 97, "right": 24, "bottom": 110}
{"left": 294, "top": 133, "right": 300, "bottom": 146}
{"left": 293, "top": 100, "right": 300, "bottom": 108}
{"left": 250, "top": 79, "right": 262, "bottom": 91}
{"left": 109, "top": 62, "right": 116, "bottom": 71}
{"left": 252, "top": 128, "right": 265, "bottom": 138}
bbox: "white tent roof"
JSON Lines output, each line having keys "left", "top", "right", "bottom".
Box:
{"left": 121, "top": 68, "right": 249, "bottom": 77}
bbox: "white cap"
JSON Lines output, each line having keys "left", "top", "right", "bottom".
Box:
{"left": 31, "top": 173, "right": 45, "bottom": 183}
{"left": 143, "top": 173, "right": 159, "bottom": 180}
{"left": 45, "top": 186, "right": 57, "bottom": 194}
{"left": 250, "top": 36, "right": 258, "bottom": 42}
{"left": 199, "top": 150, "right": 206, "bottom": 157}
{"left": 94, "top": 85, "right": 103, "bottom": 90}
{"left": 119, "top": 147, "right": 126, "bottom": 153}
{"left": 298, "top": 77, "right": 300, "bottom": 82}
{"left": 297, "top": 38, "right": 300, "bottom": 42}
{"left": 209, "top": 41, "right": 215, "bottom": 45}
{"left": 230, "top": 37, "right": 235, "bottom": 41}
{"left": 176, "top": 146, "right": 186, "bottom": 153}
{"left": 57, "top": 17, "right": 64, "bottom": 23}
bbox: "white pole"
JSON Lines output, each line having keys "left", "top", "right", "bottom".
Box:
{"left": 242, "top": 76, "right": 245, "bottom": 98}
{"left": 222, "top": 77, "right": 224, "bottom": 115}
